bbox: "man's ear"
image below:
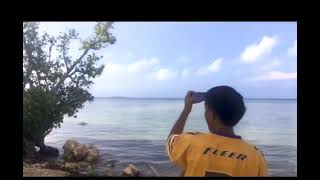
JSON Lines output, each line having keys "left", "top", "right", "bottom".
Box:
{"left": 211, "top": 110, "right": 216, "bottom": 121}
{"left": 208, "top": 107, "right": 216, "bottom": 122}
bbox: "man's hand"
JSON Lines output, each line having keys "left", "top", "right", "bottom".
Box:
{"left": 168, "top": 90, "right": 194, "bottom": 138}
{"left": 184, "top": 91, "right": 194, "bottom": 113}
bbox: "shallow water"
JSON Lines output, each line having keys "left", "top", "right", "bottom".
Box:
{"left": 45, "top": 98, "right": 297, "bottom": 176}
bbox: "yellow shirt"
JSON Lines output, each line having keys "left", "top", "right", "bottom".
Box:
{"left": 166, "top": 132, "right": 268, "bottom": 176}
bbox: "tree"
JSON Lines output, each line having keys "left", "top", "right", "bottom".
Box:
{"left": 23, "top": 22, "right": 116, "bottom": 157}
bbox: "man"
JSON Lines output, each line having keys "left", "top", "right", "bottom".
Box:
{"left": 166, "top": 86, "right": 268, "bottom": 176}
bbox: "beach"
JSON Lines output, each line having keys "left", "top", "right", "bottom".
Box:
{"left": 45, "top": 98, "right": 297, "bottom": 176}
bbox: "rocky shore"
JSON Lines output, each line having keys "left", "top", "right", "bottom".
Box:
{"left": 23, "top": 139, "right": 142, "bottom": 177}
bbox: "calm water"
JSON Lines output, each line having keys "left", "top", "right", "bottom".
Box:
{"left": 45, "top": 98, "right": 297, "bottom": 176}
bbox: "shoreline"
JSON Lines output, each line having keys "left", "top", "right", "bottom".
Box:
{"left": 23, "top": 139, "right": 182, "bottom": 177}
{"left": 42, "top": 138, "right": 297, "bottom": 177}
{"left": 24, "top": 148, "right": 296, "bottom": 177}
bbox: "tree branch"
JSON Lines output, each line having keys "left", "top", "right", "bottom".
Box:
{"left": 35, "top": 71, "right": 42, "bottom": 87}
{"left": 62, "top": 39, "right": 70, "bottom": 72}
{"left": 23, "top": 37, "right": 34, "bottom": 89}
{"left": 69, "top": 69, "right": 80, "bottom": 77}
{"left": 44, "top": 78, "right": 49, "bottom": 91}
{"left": 44, "top": 127, "right": 53, "bottom": 137}
{"left": 48, "top": 42, "right": 54, "bottom": 63}
{"left": 52, "top": 48, "right": 90, "bottom": 92}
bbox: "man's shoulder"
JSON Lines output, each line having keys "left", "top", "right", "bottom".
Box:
{"left": 183, "top": 131, "right": 208, "bottom": 139}
{"left": 167, "top": 132, "right": 205, "bottom": 144}
{"left": 185, "top": 131, "right": 204, "bottom": 136}
{"left": 241, "top": 140, "right": 266, "bottom": 158}
{"left": 253, "top": 145, "right": 266, "bottom": 159}
{"left": 180, "top": 132, "right": 208, "bottom": 143}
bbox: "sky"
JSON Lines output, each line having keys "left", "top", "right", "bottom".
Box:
{"left": 38, "top": 22, "right": 297, "bottom": 99}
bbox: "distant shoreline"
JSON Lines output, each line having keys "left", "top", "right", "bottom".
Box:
{"left": 94, "top": 97, "right": 297, "bottom": 101}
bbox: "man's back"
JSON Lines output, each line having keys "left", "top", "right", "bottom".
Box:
{"left": 166, "top": 132, "right": 268, "bottom": 176}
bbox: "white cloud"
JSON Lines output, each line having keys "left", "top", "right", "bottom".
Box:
{"left": 96, "top": 58, "right": 180, "bottom": 83}
{"left": 181, "top": 69, "right": 191, "bottom": 78}
{"left": 259, "top": 59, "right": 281, "bottom": 72}
{"left": 156, "top": 68, "right": 178, "bottom": 80}
{"left": 196, "top": 58, "right": 223, "bottom": 76}
{"left": 288, "top": 40, "right": 297, "bottom": 57}
{"left": 103, "top": 62, "right": 124, "bottom": 76}
{"left": 93, "top": 58, "right": 161, "bottom": 95}
{"left": 241, "top": 35, "right": 278, "bottom": 63}
{"left": 195, "top": 67, "right": 209, "bottom": 76}
{"left": 208, "top": 58, "right": 223, "bottom": 72}
{"left": 127, "top": 58, "right": 159, "bottom": 72}
{"left": 255, "top": 71, "right": 297, "bottom": 80}
{"left": 99, "top": 58, "right": 159, "bottom": 78}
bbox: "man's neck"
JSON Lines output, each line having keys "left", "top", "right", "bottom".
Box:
{"left": 210, "top": 126, "right": 235, "bottom": 137}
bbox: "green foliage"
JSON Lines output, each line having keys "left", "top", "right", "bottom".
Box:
{"left": 23, "top": 22, "right": 116, "bottom": 143}
{"left": 23, "top": 87, "right": 62, "bottom": 141}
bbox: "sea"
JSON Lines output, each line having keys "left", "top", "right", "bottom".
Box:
{"left": 45, "top": 97, "right": 297, "bottom": 176}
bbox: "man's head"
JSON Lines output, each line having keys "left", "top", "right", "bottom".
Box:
{"left": 204, "top": 86, "right": 246, "bottom": 130}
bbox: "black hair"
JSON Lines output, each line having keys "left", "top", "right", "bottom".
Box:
{"left": 205, "top": 86, "right": 246, "bottom": 127}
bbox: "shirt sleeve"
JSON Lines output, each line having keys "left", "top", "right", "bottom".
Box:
{"left": 258, "top": 150, "right": 268, "bottom": 176}
{"left": 166, "top": 133, "right": 192, "bottom": 168}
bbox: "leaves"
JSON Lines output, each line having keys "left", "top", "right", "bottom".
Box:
{"left": 23, "top": 22, "right": 116, "bottom": 142}
{"left": 80, "top": 22, "right": 116, "bottom": 50}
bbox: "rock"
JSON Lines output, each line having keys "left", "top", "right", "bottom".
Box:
{"left": 44, "top": 160, "right": 64, "bottom": 169}
{"left": 62, "top": 161, "right": 93, "bottom": 175}
{"left": 23, "top": 161, "right": 30, "bottom": 168}
{"left": 55, "top": 159, "right": 65, "bottom": 166}
{"left": 63, "top": 162, "right": 80, "bottom": 172}
{"left": 31, "top": 163, "right": 40, "bottom": 168}
{"left": 63, "top": 139, "right": 99, "bottom": 164}
{"left": 42, "top": 162, "right": 49, "bottom": 168}
{"left": 78, "top": 161, "right": 93, "bottom": 174}
{"left": 84, "top": 165, "right": 93, "bottom": 175}
{"left": 104, "top": 167, "right": 113, "bottom": 176}
{"left": 63, "top": 139, "right": 80, "bottom": 160}
{"left": 77, "top": 164, "right": 93, "bottom": 176}
{"left": 24, "top": 158, "right": 38, "bottom": 164}
{"left": 122, "top": 164, "right": 140, "bottom": 177}
{"left": 78, "top": 161, "right": 90, "bottom": 167}
{"left": 73, "top": 144, "right": 89, "bottom": 161}
{"left": 39, "top": 145, "right": 59, "bottom": 157}
{"left": 77, "top": 122, "right": 87, "bottom": 126}
{"left": 31, "top": 162, "right": 48, "bottom": 169}
{"left": 84, "top": 146, "right": 99, "bottom": 162}
{"left": 23, "top": 166, "right": 70, "bottom": 177}
{"left": 57, "top": 159, "right": 65, "bottom": 164}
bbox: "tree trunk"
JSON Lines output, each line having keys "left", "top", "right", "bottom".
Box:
{"left": 35, "top": 137, "right": 59, "bottom": 157}
{"left": 23, "top": 137, "right": 37, "bottom": 159}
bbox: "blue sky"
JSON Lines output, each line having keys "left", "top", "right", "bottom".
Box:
{"left": 38, "top": 22, "right": 297, "bottom": 98}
